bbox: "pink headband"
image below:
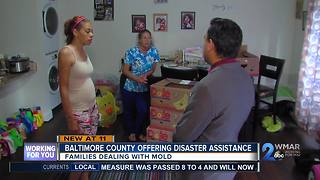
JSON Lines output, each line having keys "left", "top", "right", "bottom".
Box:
{"left": 72, "top": 16, "right": 86, "bottom": 31}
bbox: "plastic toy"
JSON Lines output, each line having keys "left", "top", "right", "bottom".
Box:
{"left": 1, "top": 131, "right": 16, "bottom": 154}
{"left": 8, "top": 128, "right": 23, "bottom": 148}
{"left": 308, "top": 164, "right": 320, "bottom": 180}
{"left": 295, "top": 150, "right": 320, "bottom": 180}
{"left": 19, "top": 108, "right": 35, "bottom": 133}
{"left": 32, "top": 106, "right": 44, "bottom": 128}
{"left": 0, "top": 121, "right": 8, "bottom": 132}
{"left": 96, "top": 89, "right": 119, "bottom": 127}
{"left": 0, "top": 139, "right": 10, "bottom": 157}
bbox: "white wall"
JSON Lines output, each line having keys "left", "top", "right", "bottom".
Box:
{"left": 62, "top": 0, "right": 297, "bottom": 89}
{"left": 0, "top": 0, "right": 53, "bottom": 119}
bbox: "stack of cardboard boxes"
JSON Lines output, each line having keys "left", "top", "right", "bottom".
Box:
{"left": 147, "top": 78, "right": 196, "bottom": 142}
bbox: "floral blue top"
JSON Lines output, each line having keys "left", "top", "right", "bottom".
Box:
{"left": 124, "top": 46, "right": 160, "bottom": 92}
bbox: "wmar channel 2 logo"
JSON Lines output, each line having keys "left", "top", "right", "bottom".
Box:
{"left": 262, "top": 143, "right": 301, "bottom": 161}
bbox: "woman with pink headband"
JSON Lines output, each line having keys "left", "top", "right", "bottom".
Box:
{"left": 58, "top": 16, "right": 96, "bottom": 180}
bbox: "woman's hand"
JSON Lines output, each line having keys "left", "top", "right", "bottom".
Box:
{"left": 123, "top": 64, "right": 147, "bottom": 84}
{"left": 67, "top": 118, "right": 80, "bottom": 134}
{"left": 136, "top": 75, "right": 148, "bottom": 84}
{"left": 145, "top": 63, "right": 157, "bottom": 77}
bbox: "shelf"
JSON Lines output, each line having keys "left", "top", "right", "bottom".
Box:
{"left": 0, "top": 61, "right": 37, "bottom": 89}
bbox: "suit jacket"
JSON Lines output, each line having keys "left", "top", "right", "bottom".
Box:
{"left": 173, "top": 61, "right": 255, "bottom": 180}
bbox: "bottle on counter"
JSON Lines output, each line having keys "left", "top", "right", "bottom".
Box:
{"left": 174, "top": 49, "right": 183, "bottom": 65}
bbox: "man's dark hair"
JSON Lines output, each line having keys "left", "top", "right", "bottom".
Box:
{"left": 207, "top": 18, "right": 242, "bottom": 58}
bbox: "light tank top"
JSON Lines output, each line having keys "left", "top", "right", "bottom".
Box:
{"left": 64, "top": 46, "right": 96, "bottom": 111}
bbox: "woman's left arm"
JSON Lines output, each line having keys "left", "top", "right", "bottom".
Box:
{"left": 145, "top": 63, "right": 157, "bottom": 77}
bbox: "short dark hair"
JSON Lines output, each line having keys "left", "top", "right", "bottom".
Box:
{"left": 207, "top": 18, "right": 242, "bottom": 58}
{"left": 136, "top": 29, "right": 153, "bottom": 46}
{"left": 138, "top": 29, "right": 152, "bottom": 40}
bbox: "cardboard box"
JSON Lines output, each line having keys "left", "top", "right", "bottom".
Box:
{"left": 150, "top": 78, "right": 196, "bottom": 111}
{"left": 146, "top": 125, "right": 175, "bottom": 142}
{"left": 236, "top": 51, "right": 259, "bottom": 77}
{"left": 150, "top": 106, "right": 183, "bottom": 128}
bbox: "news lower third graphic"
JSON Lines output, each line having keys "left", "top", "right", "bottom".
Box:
{"left": 24, "top": 143, "right": 57, "bottom": 161}
{"left": 262, "top": 143, "right": 301, "bottom": 161}
{"left": 10, "top": 135, "right": 261, "bottom": 172}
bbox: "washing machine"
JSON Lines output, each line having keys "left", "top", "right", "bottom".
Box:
{"left": 42, "top": 0, "right": 59, "bottom": 56}
{"left": 42, "top": 0, "right": 61, "bottom": 110}
{"left": 48, "top": 58, "right": 61, "bottom": 109}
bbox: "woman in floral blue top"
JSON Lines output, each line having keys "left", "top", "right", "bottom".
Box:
{"left": 122, "top": 29, "right": 160, "bottom": 141}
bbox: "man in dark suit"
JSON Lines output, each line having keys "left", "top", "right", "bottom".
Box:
{"left": 174, "top": 18, "right": 255, "bottom": 180}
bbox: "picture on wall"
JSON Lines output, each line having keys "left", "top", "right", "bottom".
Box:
{"left": 132, "top": 15, "right": 146, "bottom": 33}
{"left": 94, "top": 0, "right": 114, "bottom": 21}
{"left": 181, "top": 11, "right": 195, "bottom": 30}
{"left": 153, "top": 13, "right": 168, "bottom": 32}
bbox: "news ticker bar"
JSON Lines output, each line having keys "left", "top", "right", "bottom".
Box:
{"left": 58, "top": 152, "right": 258, "bottom": 161}
{"left": 10, "top": 162, "right": 260, "bottom": 172}
{"left": 24, "top": 142, "right": 259, "bottom": 161}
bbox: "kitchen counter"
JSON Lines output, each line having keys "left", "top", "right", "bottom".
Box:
{"left": 0, "top": 61, "right": 37, "bottom": 89}
{"left": 154, "top": 58, "right": 259, "bottom": 77}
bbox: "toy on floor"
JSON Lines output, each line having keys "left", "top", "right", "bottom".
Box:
{"left": 308, "top": 164, "right": 320, "bottom": 180}
{"left": 0, "top": 139, "right": 10, "bottom": 157}
{"left": 96, "top": 89, "right": 119, "bottom": 127}
{"left": 32, "top": 106, "right": 44, "bottom": 128}
{"left": 0, "top": 106, "right": 44, "bottom": 159}
{"left": 19, "top": 110, "right": 34, "bottom": 134}
{"left": 262, "top": 115, "right": 284, "bottom": 133}
{"left": 295, "top": 150, "right": 320, "bottom": 175}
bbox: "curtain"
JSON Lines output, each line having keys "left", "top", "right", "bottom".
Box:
{"left": 296, "top": 0, "right": 320, "bottom": 137}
